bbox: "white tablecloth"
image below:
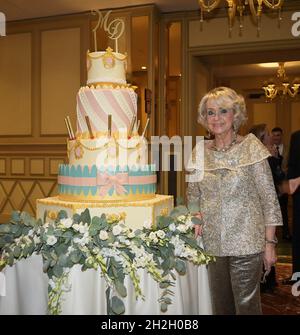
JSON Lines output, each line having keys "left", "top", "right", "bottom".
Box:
{"left": 0, "top": 253, "right": 212, "bottom": 315}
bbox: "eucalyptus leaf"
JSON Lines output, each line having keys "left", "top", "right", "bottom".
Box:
{"left": 191, "top": 217, "right": 202, "bottom": 225}
{"left": 175, "top": 259, "right": 186, "bottom": 275}
{"left": 161, "top": 302, "right": 168, "bottom": 312}
{"left": 70, "top": 251, "right": 81, "bottom": 263}
{"left": 20, "top": 212, "right": 32, "bottom": 226}
{"left": 115, "top": 280, "right": 127, "bottom": 298}
{"left": 0, "top": 224, "right": 11, "bottom": 234}
{"left": 13, "top": 246, "right": 21, "bottom": 258}
{"left": 58, "top": 210, "right": 68, "bottom": 220}
{"left": 159, "top": 281, "right": 171, "bottom": 289}
{"left": 62, "top": 231, "right": 74, "bottom": 239}
{"left": 10, "top": 211, "right": 21, "bottom": 223}
{"left": 53, "top": 264, "right": 63, "bottom": 277}
{"left": 164, "top": 297, "right": 172, "bottom": 305}
{"left": 43, "top": 259, "right": 51, "bottom": 273}
{"left": 8, "top": 252, "right": 14, "bottom": 266}
{"left": 72, "top": 213, "right": 81, "bottom": 224}
{"left": 111, "top": 296, "right": 125, "bottom": 315}
{"left": 175, "top": 205, "right": 188, "bottom": 216}
{"left": 23, "top": 246, "right": 30, "bottom": 257}
{"left": 80, "top": 209, "right": 91, "bottom": 224}
{"left": 55, "top": 244, "right": 68, "bottom": 255}
{"left": 58, "top": 254, "right": 69, "bottom": 267}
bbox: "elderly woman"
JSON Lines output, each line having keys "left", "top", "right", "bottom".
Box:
{"left": 187, "top": 87, "right": 282, "bottom": 315}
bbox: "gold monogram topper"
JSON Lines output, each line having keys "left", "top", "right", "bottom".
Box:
{"left": 91, "top": 10, "right": 125, "bottom": 53}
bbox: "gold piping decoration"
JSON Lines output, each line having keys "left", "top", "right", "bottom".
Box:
{"left": 67, "top": 138, "right": 142, "bottom": 157}
{"left": 58, "top": 194, "right": 156, "bottom": 203}
{"left": 87, "top": 47, "right": 127, "bottom": 61}
{"left": 37, "top": 195, "right": 173, "bottom": 209}
{"left": 86, "top": 83, "right": 137, "bottom": 91}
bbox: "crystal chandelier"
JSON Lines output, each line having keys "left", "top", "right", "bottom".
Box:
{"left": 262, "top": 62, "right": 300, "bottom": 101}
{"left": 198, "top": 0, "right": 284, "bottom": 35}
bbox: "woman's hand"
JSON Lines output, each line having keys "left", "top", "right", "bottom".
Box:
{"left": 194, "top": 224, "right": 203, "bottom": 238}
{"left": 192, "top": 213, "right": 203, "bottom": 238}
{"left": 263, "top": 243, "right": 277, "bottom": 274}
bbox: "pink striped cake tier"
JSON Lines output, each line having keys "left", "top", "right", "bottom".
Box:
{"left": 77, "top": 86, "right": 137, "bottom": 134}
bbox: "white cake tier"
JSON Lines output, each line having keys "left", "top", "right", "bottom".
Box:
{"left": 87, "top": 48, "right": 127, "bottom": 85}
{"left": 68, "top": 136, "right": 148, "bottom": 167}
{"left": 77, "top": 86, "right": 137, "bottom": 133}
{"left": 37, "top": 195, "right": 174, "bottom": 231}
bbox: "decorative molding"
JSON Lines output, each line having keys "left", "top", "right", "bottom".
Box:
{"left": 0, "top": 159, "right": 6, "bottom": 175}
{"left": 30, "top": 158, "right": 45, "bottom": 175}
{"left": 0, "top": 178, "right": 58, "bottom": 221}
{"left": 11, "top": 159, "right": 25, "bottom": 175}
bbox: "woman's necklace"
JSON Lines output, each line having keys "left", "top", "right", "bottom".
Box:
{"left": 212, "top": 133, "right": 238, "bottom": 152}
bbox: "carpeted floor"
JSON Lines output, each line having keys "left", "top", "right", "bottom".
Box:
{"left": 261, "top": 253, "right": 300, "bottom": 315}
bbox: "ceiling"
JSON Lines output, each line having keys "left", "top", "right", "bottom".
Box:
{"left": 1, "top": 0, "right": 297, "bottom": 21}
{"left": 0, "top": 0, "right": 199, "bottom": 21}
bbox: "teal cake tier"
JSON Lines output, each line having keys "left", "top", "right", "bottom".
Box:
{"left": 58, "top": 164, "right": 157, "bottom": 202}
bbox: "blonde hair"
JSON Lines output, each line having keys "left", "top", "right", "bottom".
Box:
{"left": 197, "top": 87, "right": 247, "bottom": 132}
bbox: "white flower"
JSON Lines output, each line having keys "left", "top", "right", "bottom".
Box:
{"left": 168, "top": 223, "right": 176, "bottom": 232}
{"left": 74, "top": 232, "right": 90, "bottom": 246}
{"left": 33, "top": 236, "right": 41, "bottom": 244}
{"left": 156, "top": 230, "right": 166, "bottom": 239}
{"left": 127, "top": 231, "right": 135, "bottom": 239}
{"left": 112, "top": 225, "right": 123, "bottom": 236}
{"left": 148, "top": 232, "right": 158, "bottom": 244}
{"left": 185, "top": 217, "right": 194, "bottom": 229}
{"left": 73, "top": 224, "right": 80, "bottom": 232}
{"left": 46, "top": 235, "right": 57, "bottom": 246}
{"left": 92, "top": 247, "right": 100, "bottom": 254}
{"left": 73, "top": 222, "right": 89, "bottom": 234}
{"left": 118, "top": 236, "right": 131, "bottom": 246}
{"left": 60, "top": 218, "right": 73, "bottom": 229}
{"left": 177, "top": 215, "right": 186, "bottom": 222}
{"left": 27, "top": 229, "right": 34, "bottom": 237}
{"left": 143, "top": 219, "right": 152, "bottom": 229}
{"left": 99, "top": 230, "right": 108, "bottom": 240}
{"left": 177, "top": 224, "right": 188, "bottom": 233}
{"left": 49, "top": 279, "right": 56, "bottom": 289}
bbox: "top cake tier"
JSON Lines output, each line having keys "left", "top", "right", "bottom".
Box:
{"left": 87, "top": 47, "right": 127, "bottom": 85}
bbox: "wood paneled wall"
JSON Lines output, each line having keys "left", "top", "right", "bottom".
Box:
{"left": 0, "top": 14, "right": 90, "bottom": 222}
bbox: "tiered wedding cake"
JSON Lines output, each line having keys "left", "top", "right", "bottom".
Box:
{"left": 37, "top": 47, "right": 173, "bottom": 230}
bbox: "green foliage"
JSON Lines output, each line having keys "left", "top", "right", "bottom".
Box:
{"left": 0, "top": 206, "right": 215, "bottom": 316}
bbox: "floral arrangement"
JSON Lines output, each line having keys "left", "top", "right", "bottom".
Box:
{"left": 0, "top": 202, "right": 214, "bottom": 315}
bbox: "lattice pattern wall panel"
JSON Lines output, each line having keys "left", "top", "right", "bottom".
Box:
{"left": 0, "top": 179, "right": 58, "bottom": 221}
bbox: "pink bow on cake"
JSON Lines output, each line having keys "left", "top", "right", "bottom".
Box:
{"left": 97, "top": 172, "right": 128, "bottom": 196}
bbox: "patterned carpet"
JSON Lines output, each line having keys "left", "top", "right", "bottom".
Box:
{"left": 261, "top": 255, "right": 300, "bottom": 315}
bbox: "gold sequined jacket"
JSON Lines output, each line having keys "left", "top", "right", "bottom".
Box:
{"left": 187, "top": 133, "right": 283, "bottom": 257}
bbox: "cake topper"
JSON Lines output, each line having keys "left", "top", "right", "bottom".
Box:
{"left": 91, "top": 10, "right": 125, "bottom": 53}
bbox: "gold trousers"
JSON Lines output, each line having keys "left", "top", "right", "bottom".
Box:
{"left": 208, "top": 253, "right": 263, "bottom": 315}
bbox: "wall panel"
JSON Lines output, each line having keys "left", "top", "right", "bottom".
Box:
{"left": 41, "top": 27, "right": 81, "bottom": 135}
{"left": 0, "top": 33, "right": 32, "bottom": 136}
